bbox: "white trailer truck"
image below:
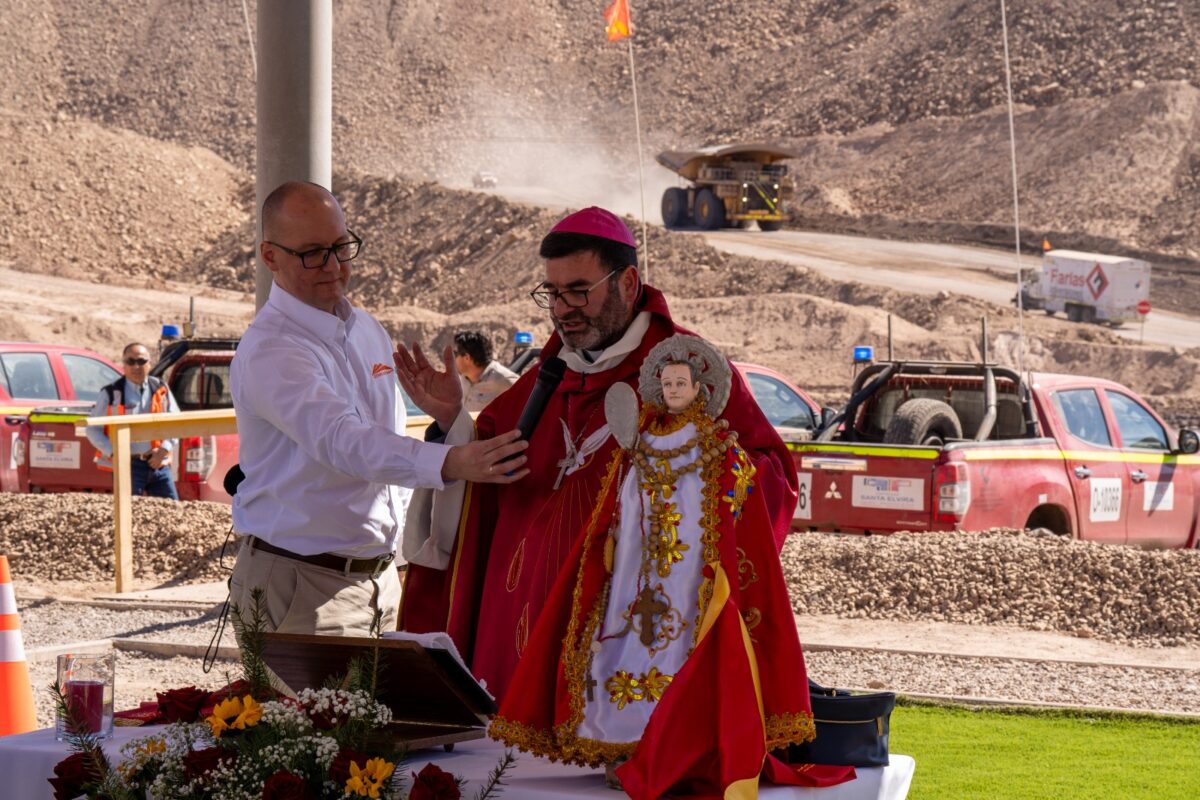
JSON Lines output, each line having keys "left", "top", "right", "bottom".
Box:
{"left": 1020, "top": 249, "right": 1150, "bottom": 325}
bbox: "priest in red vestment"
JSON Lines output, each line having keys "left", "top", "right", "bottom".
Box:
{"left": 395, "top": 207, "right": 797, "bottom": 703}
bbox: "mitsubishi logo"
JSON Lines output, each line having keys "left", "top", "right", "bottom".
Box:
{"left": 825, "top": 481, "right": 843, "bottom": 500}
{"left": 1087, "top": 263, "right": 1109, "bottom": 300}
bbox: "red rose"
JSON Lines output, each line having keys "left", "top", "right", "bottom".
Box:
{"left": 261, "top": 770, "right": 315, "bottom": 800}
{"left": 183, "top": 746, "right": 237, "bottom": 782}
{"left": 409, "top": 763, "right": 461, "bottom": 800}
{"left": 48, "top": 752, "right": 106, "bottom": 800}
{"left": 328, "top": 748, "right": 368, "bottom": 786}
{"left": 157, "top": 685, "right": 210, "bottom": 723}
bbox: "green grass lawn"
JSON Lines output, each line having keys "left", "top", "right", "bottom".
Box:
{"left": 888, "top": 699, "right": 1200, "bottom": 799}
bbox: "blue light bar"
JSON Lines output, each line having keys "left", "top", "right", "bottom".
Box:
{"left": 853, "top": 346, "right": 874, "bottom": 363}
{"left": 514, "top": 331, "right": 534, "bottom": 345}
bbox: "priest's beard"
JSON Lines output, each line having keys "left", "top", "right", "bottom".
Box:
{"left": 553, "top": 288, "right": 632, "bottom": 351}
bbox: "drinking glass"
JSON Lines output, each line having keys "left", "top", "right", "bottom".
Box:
{"left": 55, "top": 652, "right": 115, "bottom": 740}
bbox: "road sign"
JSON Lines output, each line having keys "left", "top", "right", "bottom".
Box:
{"left": 1137, "top": 300, "right": 1151, "bottom": 316}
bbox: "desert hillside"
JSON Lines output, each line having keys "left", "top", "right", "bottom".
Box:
{"left": 1, "top": 0, "right": 1199, "bottom": 420}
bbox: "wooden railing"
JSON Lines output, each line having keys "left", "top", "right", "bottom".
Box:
{"left": 78, "top": 409, "right": 437, "bottom": 592}
{"left": 77, "top": 409, "right": 238, "bottom": 593}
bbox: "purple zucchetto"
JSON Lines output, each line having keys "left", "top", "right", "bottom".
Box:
{"left": 548, "top": 206, "right": 637, "bottom": 249}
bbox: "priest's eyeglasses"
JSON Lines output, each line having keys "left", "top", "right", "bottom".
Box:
{"left": 529, "top": 268, "right": 624, "bottom": 309}
{"left": 265, "top": 231, "right": 364, "bottom": 269}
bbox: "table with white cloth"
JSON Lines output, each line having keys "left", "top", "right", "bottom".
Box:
{"left": 0, "top": 726, "right": 914, "bottom": 799}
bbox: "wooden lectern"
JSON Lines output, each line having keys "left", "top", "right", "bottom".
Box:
{"left": 262, "top": 633, "right": 495, "bottom": 751}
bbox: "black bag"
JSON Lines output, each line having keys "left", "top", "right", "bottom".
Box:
{"left": 788, "top": 679, "right": 895, "bottom": 768}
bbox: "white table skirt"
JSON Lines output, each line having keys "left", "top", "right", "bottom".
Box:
{"left": 0, "top": 726, "right": 913, "bottom": 799}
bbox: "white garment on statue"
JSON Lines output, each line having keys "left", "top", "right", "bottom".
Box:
{"left": 232, "top": 282, "right": 450, "bottom": 559}
{"left": 576, "top": 423, "right": 706, "bottom": 745}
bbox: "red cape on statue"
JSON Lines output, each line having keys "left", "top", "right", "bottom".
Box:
{"left": 398, "top": 286, "right": 798, "bottom": 703}
{"left": 490, "top": 409, "right": 856, "bottom": 797}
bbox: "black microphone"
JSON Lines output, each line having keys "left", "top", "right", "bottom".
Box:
{"left": 516, "top": 357, "right": 567, "bottom": 441}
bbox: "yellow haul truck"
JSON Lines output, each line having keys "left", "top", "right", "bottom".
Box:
{"left": 656, "top": 143, "right": 798, "bottom": 231}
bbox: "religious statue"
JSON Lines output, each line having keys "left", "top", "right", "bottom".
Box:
{"left": 490, "top": 335, "right": 853, "bottom": 798}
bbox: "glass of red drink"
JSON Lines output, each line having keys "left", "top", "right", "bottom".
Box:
{"left": 55, "top": 652, "right": 115, "bottom": 740}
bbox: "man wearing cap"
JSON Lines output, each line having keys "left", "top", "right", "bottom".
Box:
{"left": 396, "top": 207, "right": 797, "bottom": 701}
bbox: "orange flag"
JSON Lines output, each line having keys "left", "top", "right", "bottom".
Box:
{"left": 605, "top": 0, "right": 631, "bottom": 41}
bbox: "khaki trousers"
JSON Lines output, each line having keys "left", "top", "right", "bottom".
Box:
{"left": 228, "top": 540, "right": 401, "bottom": 637}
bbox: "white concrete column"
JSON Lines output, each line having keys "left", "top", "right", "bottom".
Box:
{"left": 255, "top": 0, "right": 333, "bottom": 311}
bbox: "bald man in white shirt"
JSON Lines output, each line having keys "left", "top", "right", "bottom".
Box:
{"left": 229, "top": 181, "right": 529, "bottom": 636}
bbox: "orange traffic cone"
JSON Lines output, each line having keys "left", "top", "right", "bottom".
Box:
{"left": 0, "top": 555, "right": 37, "bottom": 736}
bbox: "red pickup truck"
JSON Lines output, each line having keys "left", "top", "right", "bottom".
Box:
{"left": 793, "top": 361, "right": 1200, "bottom": 547}
{"left": 1, "top": 343, "right": 122, "bottom": 493}
{"left": 10, "top": 339, "right": 241, "bottom": 502}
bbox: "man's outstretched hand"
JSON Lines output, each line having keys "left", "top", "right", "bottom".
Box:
{"left": 442, "top": 429, "right": 530, "bottom": 484}
{"left": 394, "top": 343, "right": 463, "bottom": 431}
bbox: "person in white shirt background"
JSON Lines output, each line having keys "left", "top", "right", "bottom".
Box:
{"left": 228, "top": 181, "right": 529, "bottom": 636}
{"left": 453, "top": 330, "right": 519, "bottom": 412}
{"left": 86, "top": 342, "right": 181, "bottom": 500}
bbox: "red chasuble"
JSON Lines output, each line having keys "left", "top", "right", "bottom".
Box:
{"left": 398, "top": 286, "right": 798, "bottom": 702}
{"left": 490, "top": 407, "right": 855, "bottom": 797}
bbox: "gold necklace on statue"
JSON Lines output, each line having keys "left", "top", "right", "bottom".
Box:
{"left": 631, "top": 407, "right": 735, "bottom": 580}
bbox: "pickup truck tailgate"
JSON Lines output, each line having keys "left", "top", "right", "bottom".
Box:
{"left": 19, "top": 406, "right": 111, "bottom": 493}
{"left": 792, "top": 443, "right": 942, "bottom": 532}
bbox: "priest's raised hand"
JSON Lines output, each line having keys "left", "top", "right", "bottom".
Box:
{"left": 393, "top": 341, "right": 464, "bottom": 431}
{"left": 394, "top": 341, "right": 529, "bottom": 485}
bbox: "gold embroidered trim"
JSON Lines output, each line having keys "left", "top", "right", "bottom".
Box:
{"left": 505, "top": 537, "right": 525, "bottom": 593}
{"left": 604, "top": 666, "right": 674, "bottom": 709}
{"left": 515, "top": 602, "right": 530, "bottom": 658}
{"left": 691, "top": 449, "right": 725, "bottom": 647}
{"left": 489, "top": 715, "right": 560, "bottom": 760}
{"left": 556, "top": 447, "right": 626, "bottom": 756}
{"left": 735, "top": 547, "right": 759, "bottom": 591}
{"left": 721, "top": 446, "right": 756, "bottom": 520}
{"left": 765, "top": 711, "right": 816, "bottom": 749}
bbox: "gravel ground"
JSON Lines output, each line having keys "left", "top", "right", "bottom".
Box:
{"left": 806, "top": 650, "right": 1200, "bottom": 716}
{"left": 24, "top": 641, "right": 1198, "bottom": 731}
{"left": 18, "top": 598, "right": 234, "bottom": 648}
{"left": 782, "top": 529, "right": 1200, "bottom": 647}
{"left": 11, "top": 524, "right": 1200, "bottom": 733}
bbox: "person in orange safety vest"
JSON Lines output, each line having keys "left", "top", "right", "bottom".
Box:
{"left": 85, "top": 342, "right": 180, "bottom": 500}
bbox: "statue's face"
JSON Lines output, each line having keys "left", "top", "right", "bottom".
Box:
{"left": 660, "top": 363, "right": 700, "bottom": 413}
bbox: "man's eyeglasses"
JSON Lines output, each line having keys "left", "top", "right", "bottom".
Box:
{"left": 124, "top": 358, "right": 149, "bottom": 366}
{"left": 529, "top": 268, "right": 624, "bottom": 310}
{"left": 264, "top": 231, "right": 364, "bottom": 270}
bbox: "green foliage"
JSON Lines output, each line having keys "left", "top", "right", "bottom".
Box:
{"left": 889, "top": 700, "right": 1200, "bottom": 799}
{"left": 228, "top": 588, "right": 272, "bottom": 699}
{"left": 473, "top": 749, "right": 516, "bottom": 800}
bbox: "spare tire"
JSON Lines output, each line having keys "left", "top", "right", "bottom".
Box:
{"left": 883, "top": 399, "right": 962, "bottom": 446}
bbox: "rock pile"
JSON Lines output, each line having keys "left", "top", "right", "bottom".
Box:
{"left": 0, "top": 494, "right": 231, "bottom": 583}
{"left": 4, "top": 491, "right": 1197, "bottom": 650}
{"left": 781, "top": 529, "right": 1200, "bottom": 647}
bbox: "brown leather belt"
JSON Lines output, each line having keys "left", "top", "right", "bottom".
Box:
{"left": 247, "top": 536, "right": 399, "bottom": 577}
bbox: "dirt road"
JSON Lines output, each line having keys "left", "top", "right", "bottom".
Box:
{"left": 0, "top": 264, "right": 253, "bottom": 357}
{"left": 703, "top": 229, "right": 1200, "bottom": 349}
